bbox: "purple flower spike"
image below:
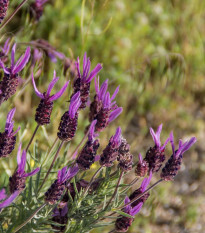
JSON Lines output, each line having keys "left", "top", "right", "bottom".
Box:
{"left": 161, "top": 133, "right": 196, "bottom": 181}
{"left": 0, "top": 190, "right": 19, "bottom": 210}
{"left": 45, "top": 165, "right": 79, "bottom": 205}
{"left": 32, "top": 71, "right": 69, "bottom": 125}
{"left": 72, "top": 53, "right": 102, "bottom": 109}
{"left": 145, "top": 124, "right": 170, "bottom": 173}
{"left": 0, "top": 44, "right": 31, "bottom": 104}
{"left": 9, "top": 144, "right": 40, "bottom": 193}
{"left": 0, "top": 108, "right": 20, "bottom": 158}
{"left": 100, "top": 127, "right": 122, "bottom": 167}
{"left": 90, "top": 78, "right": 122, "bottom": 132}
{"left": 77, "top": 120, "right": 100, "bottom": 170}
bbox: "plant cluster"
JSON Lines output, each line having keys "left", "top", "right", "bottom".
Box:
{"left": 0, "top": 1, "right": 197, "bottom": 233}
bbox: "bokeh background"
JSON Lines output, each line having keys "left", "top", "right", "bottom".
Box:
{"left": 0, "top": 0, "right": 205, "bottom": 232}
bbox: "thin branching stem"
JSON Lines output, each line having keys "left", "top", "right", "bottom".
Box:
{"left": 13, "top": 203, "right": 47, "bottom": 233}
{"left": 121, "top": 177, "right": 139, "bottom": 194}
{"left": 38, "top": 141, "right": 64, "bottom": 193}
{"left": 26, "top": 125, "right": 40, "bottom": 152}
{"left": 0, "top": 0, "right": 28, "bottom": 30}
{"left": 104, "top": 171, "right": 124, "bottom": 210}
{"left": 83, "top": 166, "right": 103, "bottom": 197}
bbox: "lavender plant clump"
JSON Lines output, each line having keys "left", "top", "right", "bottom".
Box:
{"left": 0, "top": 2, "right": 197, "bottom": 233}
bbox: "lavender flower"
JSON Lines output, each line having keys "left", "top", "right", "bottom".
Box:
{"left": 32, "top": 71, "right": 69, "bottom": 125}
{"left": 135, "top": 153, "right": 149, "bottom": 177}
{"left": 9, "top": 144, "right": 40, "bottom": 193}
{"left": 115, "top": 196, "right": 144, "bottom": 232}
{"left": 31, "top": 0, "right": 48, "bottom": 21}
{"left": 90, "top": 77, "right": 123, "bottom": 132}
{"left": 161, "top": 132, "right": 196, "bottom": 181}
{"left": 0, "top": 43, "right": 30, "bottom": 104}
{"left": 73, "top": 53, "right": 102, "bottom": 109}
{"left": 100, "top": 127, "right": 122, "bottom": 167}
{"left": 0, "top": 0, "right": 9, "bottom": 24}
{"left": 77, "top": 120, "right": 100, "bottom": 170}
{"left": 144, "top": 124, "right": 170, "bottom": 173}
{"left": 0, "top": 188, "right": 19, "bottom": 210}
{"left": 57, "top": 91, "right": 81, "bottom": 141}
{"left": 0, "top": 108, "right": 20, "bottom": 158}
{"left": 52, "top": 204, "right": 68, "bottom": 232}
{"left": 129, "top": 172, "right": 152, "bottom": 208}
{"left": 118, "top": 138, "right": 133, "bottom": 172}
{"left": 45, "top": 165, "right": 79, "bottom": 205}
{"left": 0, "top": 38, "right": 11, "bottom": 63}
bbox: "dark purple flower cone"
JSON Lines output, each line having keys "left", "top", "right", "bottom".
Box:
{"left": 89, "top": 95, "right": 102, "bottom": 122}
{"left": 0, "top": 132, "right": 16, "bottom": 158}
{"left": 52, "top": 212, "right": 68, "bottom": 233}
{"left": 30, "top": 3, "right": 44, "bottom": 21}
{"left": 115, "top": 216, "right": 133, "bottom": 232}
{"left": 129, "top": 188, "right": 150, "bottom": 208}
{"left": 144, "top": 146, "right": 165, "bottom": 173}
{"left": 0, "top": 0, "right": 9, "bottom": 24}
{"left": 73, "top": 77, "right": 90, "bottom": 109}
{"left": 57, "top": 112, "right": 78, "bottom": 141}
{"left": 35, "top": 97, "right": 53, "bottom": 125}
{"left": 118, "top": 138, "right": 133, "bottom": 172}
{"left": 95, "top": 108, "right": 110, "bottom": 132}
{"left": 135, "top": 159, "right": 149, "bottom": 177}
{"left": 45, "top": 180, "right": 66, "bottom": 205}
{"left": 77, "top": 139, "right": 100, "bottom": 170}
{"left": 100, "top": 142, "right": 119, "bottom": 167}
{"left": 9, "top": 172, "right": 26, "bottom": 193}
{"left": 0, "top": 73, "right": 19, "bottom": 104}
{"left": 160, "top": 154, "right": 182, "bottom": 181}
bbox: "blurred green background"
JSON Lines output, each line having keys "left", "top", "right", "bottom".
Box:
{"left": 0, "top": 0, "right": 205, "bottom": 232}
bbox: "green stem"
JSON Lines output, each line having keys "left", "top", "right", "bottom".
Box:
{"left": 13, "top": 203, "right": 47, "bottom": 232}
{"left": 26, "top": 124, "right": 40, "bottom": 152}
{"left": 38, "top": 141, "right": 64, "bottom": 193}
{"left": 0, "top": 0, "right": 28, "bottom": 30}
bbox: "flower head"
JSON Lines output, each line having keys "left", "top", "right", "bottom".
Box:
{"left": 135, "top": 153, "right": 149, "bottom": 177}
{"left": 0, "top": 108, "right": 20, "bottom": 158}
{"left": 0, "top": 0, "right": 9, "bottom": 24}
{"left": 161, "top": 132, "right": 196, "bottom": 181}
{"left": 90, "top": 77, "right": 122, "bottom": 132}
{"left": 0, "top": 189, "right": 19, "bottom": 210}
{"left": 9, "top": 144, "right": 40, "bottom": 193}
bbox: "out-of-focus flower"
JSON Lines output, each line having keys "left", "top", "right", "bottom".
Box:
{"left": 144, "top": 124, "right": 170, "bottom": 173}
{"left": 57, "top": 91, "right": 81, "bottom": 141}
{"left": 90, "top": 77, "right": 122, "bottom": 132}
{"left": 0, "top": 38, "right": 11, "bottom": 63}
{"left": 161, "top": 132, "right": 196, "bottom": 181}
{"left": 100, "top": 127, "right": 122, "bottom": 167}
{"left": 9, "top": 144, "right": 40, "bottom": 193}
{"left": 51, "top": 204, "right": 68, "bottom": 232}
{"left": 45, "top": 165, "right": 79, "bottom": 205}
{"left": 32, "top": 70, "right": 69, "bottom": 125}
{"left": 0, "top": 0, "right": 9, "bottom": 24}
{"left": 0, "top": 108, "right": 20, "bottom": 158}
{"left": 77, "top": 120, "right": 100, "bottom": 170}
{"left": 0, "top": 43, "right": 30, "bottom": 104}
{"left": 72, "top": 53, "right": 102, "bottom": 109}
{"left": 30, "top": 0, "right": 48, "bottom": 21}
{"left": 63, "top": 57, "right": 77, "bottom": 78}
{"left": 0, "top": 188, "right": 19, "bottom": 210}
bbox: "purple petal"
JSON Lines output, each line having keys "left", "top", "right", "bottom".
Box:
{"left": 3, "top": 38, "right": 11, "bottom": 55}
{"left": 95, "top": 155, "right": 100, "bottom": 161}
{"left": 23, "top": 167, "right": 40, "bottom": 177}
{"left": 62, "top": 164, "right": 79, "bottom": 183}
{"left": 176, "top": 137, "right": 197, "bottom": 158}
{"left": 140, "top": 171, "right": 152, "bottom": 192}
{"left": 110, "top": 86, "right": 120, "bottom": 101}
{"left": 5, "top": 108, "right": 16, "bottom": 133}
{"left": 160, "top": 135, "right": 170, "bottom": 151}
{"left": 46, "top": 70, "right": 59, "bottom": 97}
{"left": 150, "top": 126, "right": 161, "bottom": 148}
{"left": 49, "top": 81, "right": 70, "bottom": 101}
{"left": 124, "top": 196, "right": 132, "bottom": 214}
{"left": 11, "top": 126, "right": 21, "bottom": 136}
{"left": 156, "top": 124, "right": 163, "bottom": 138}
{"left": 17, "top": 143, "right": 22, "bottom": 167}
{"left": 130, "top": 202, "right": 143, "bottom": 216}
{"left": 88, "top": 120, "right": 97, "bottom": 141}
{"left": 108, "top": 107, "right": 123, "bottom": 123}
{"left": 75, "top": 57, "right": 81, "bottom": 79}
{"left": 69, "top": 92, "right": 81, "bottom": 119}
{"left": 86, "top": 63, "right": 103, "bottom": 83}
{"left": 31, "top": 73, "right": 44, "bottom": 99}
{"left": 11, "top": 43, "right": 16, "bottom": 69}
{"left": 169, "top": 132, "right": 175, "bottom": 157}
{"left": 138, "top": 153, "right": 143, "bottom": 163}
{"left": 12, "top": 47, "right": 31, "bottom": 74}
{"left": 0, "top": 191, "right": 19, "bottom": 209}
{"left": 61, "top": 205, "right": 68, "bottom": 216}
{"left": 48, "top": 52, "right": 57, "bottom": 63}
{"left": 0, "top": 189, "right": 7, "bottom": 201}
{"left": 18, "top": 150, "right": 27, "bottom": 175}
{"left": 99, "top": 79, "right": 108, "bottom": 101}
{"left": 0, "top": 59, "right": 8, "bottom": 74}
{"left": 94, "top": 76, "right": 100, "bottom": 94}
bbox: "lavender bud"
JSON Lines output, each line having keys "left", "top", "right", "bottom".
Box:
{"left": 57, "top": 92, "right": 81, "bottom": 141}
{"left": 77, "top": 120, "right": 100, "bottom": 170}
{"left": 30, "top": 0, "right": 48, "bottom": 21}
{"left": 161, "top": 133, "right": 196, "bottom": 181}
{"left": 135, "top": 154, "right": 149, "bottom": 177}
{"left": 0, "top": 0, "right": 9, "bottom": 24}
{"left": 118, "top": 138, "right": 133, "bottom": 172}
{"left": 144, "top": 124, "right": 170, "bottom": 173}
{"left": 115, "top": 216, "right": 133, "bottom": 232}
{"left": 52, "top": 205, "right": 68, "bottom": 233}
{"left": 100, "top": 127, "right": 121, "bottom": 167}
